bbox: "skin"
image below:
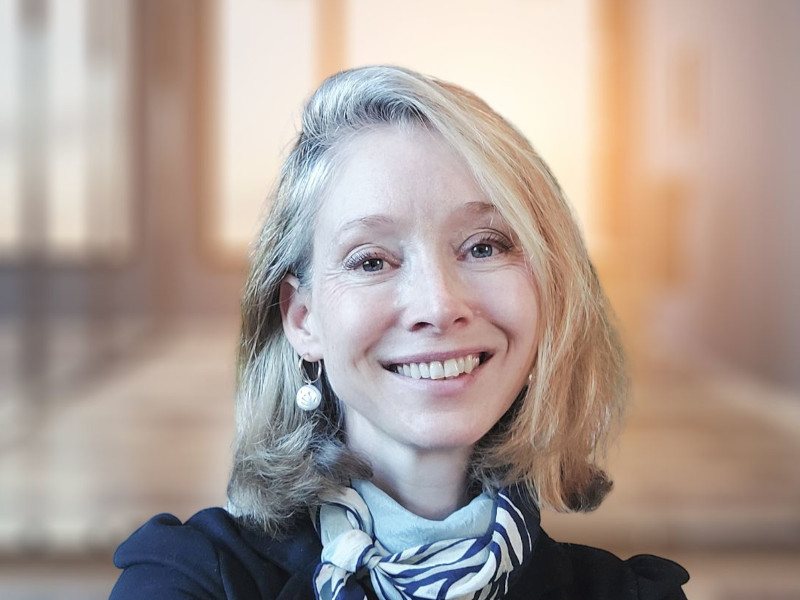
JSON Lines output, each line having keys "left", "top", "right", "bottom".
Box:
{"left": 281, "top": 126, "right": 539, "bottom": 519}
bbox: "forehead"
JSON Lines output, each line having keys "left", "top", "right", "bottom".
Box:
{"left": 316, "top": 126, "right": 496, "bottom": 231}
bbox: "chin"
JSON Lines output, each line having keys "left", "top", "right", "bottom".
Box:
{"left": 405, "top": 423, "right": 491, "bottom": 453}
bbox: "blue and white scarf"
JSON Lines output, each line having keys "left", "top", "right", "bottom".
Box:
{"left": 312, "top": 487, "right": 533, "bottom": 600}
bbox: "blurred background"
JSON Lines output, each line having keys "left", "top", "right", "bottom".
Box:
{"left": 1, "top": 0, "right": 798, "bottom": 598}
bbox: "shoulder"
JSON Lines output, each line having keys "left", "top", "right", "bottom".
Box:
{"left": 510, "top": 529, "right": 689, "bottom": 600}
{"left": 557, "top": 542, "right": 689, "bottom": 600}
{"left": 110, "top": 507, "right": 322, "bottom": 600}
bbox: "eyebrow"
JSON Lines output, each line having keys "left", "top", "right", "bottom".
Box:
{"left": 338, "top": 214, "right": 396, "bottom": 234}
{"left": 338, "top": 201, "right": 499, "bottom": 233}
{"left": 462, "top": 201, "right": 499, "bottom": 216}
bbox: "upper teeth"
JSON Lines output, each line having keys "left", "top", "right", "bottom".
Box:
{"left": 393, "top": 354, "right": 480, "bottom": 380}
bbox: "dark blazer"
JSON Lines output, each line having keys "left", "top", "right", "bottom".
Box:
{"left": 110, "top": 508, "right": 689, "bottom": 599}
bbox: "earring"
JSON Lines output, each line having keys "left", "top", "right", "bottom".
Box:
{"left": 296, "top": 356, "right": 323, "bottom": 411}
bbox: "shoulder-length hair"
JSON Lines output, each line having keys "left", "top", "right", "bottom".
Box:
{"left": 227, "top": 65, "right": 627, "bottom": 535}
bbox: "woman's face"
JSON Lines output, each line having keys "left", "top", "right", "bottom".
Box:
{"left": 284, "top": 126, "right": 539, "bottom": 458}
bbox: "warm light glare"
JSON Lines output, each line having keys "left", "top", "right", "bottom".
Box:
{"left": 346, "top": 0, "right": 596, "bottom": 238}
{"left": 216, "top": 0, "right": 316, "bottom": 253}
{"left": 215, "top": 0, "right": 597, "bottom": 253}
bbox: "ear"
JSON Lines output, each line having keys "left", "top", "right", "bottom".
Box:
{"left": 279, "top": 274, "right": 323, "bottom": 361}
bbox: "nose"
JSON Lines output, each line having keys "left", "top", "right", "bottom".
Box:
{"left": 400, "top": 257, "right": 473, "bottom": 333}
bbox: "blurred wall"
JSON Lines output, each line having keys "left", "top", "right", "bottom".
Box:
{"left": 0, "top": 0, "right": 244, "bottom": 324}
{"left": 626, "top": 0, "right": 800, "bottom": 388}
{"left": 0, "top": 6, "right": 799, "bottom": 596}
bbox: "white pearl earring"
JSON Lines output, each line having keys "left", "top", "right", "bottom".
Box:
{"left": 296, "top": 357, "right": 323, "bottom": 411}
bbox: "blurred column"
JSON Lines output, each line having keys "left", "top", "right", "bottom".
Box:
{"left": 214, "top": 0, "right": 316, "bottom": 256}
{"left": 11, "top": 0, "right": 51, "bottom": 548}
{"left": 593, "top": 0, "right": 639, "bottom": 335}
{"left": 19, "top": 0, "right": 50, "bottom": 408}
{"left": 139, "top": 0, "right": 196, "bottom": 320}
{"left": 316, "top": 0, "right": 347, "bottom": 83}
{"left": 82, "top": 0, "right": 133, "bottom": 384}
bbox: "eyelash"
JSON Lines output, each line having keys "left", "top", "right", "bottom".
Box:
{"left": 343, "top": 232, "right": 514, "bottom": 273}
{"left": 343, "top": 249, "right": 388, "bottom": 272}
{"left": 464, "top": 232, "right": 513, "bottom": 259}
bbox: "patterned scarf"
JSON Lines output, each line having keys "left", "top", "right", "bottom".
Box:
{"left": 312, "top": 487, "right": 534, "bottom": 600}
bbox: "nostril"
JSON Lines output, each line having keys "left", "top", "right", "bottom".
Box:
{"left": 408, "top": 305, "right": 472, "bottom": 333}
{"left": 400, "top": 268, "right": 473, "bottom": 332}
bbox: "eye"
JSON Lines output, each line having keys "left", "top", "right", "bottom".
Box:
{"left": 362, "top": 258, "right": 384, "bottom": 272}
{"left": 470, "top": 243, "right": 494, "bottom": 259}
{"left": 343, "top": 248, "right": 391, "bottom": 273}
{"left": 463, "top": 231, "right": 513, "bottom": 260}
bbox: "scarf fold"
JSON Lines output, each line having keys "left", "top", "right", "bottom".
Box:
{"left": 312, "top": 487, "right": 534, "bottom": 600}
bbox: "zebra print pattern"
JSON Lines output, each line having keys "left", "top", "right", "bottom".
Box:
{"left": 313, "top": 487, "right": 533, "bottom": 600}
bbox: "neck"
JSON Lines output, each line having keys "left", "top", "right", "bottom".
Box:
{"left": 347, "top": 425, "right": 472, "bottom": 520}
{"left": 368, "top": 449, "right": 472, "bottom": 519}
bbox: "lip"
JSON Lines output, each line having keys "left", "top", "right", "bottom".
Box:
{"left": 384, "top": 358, "right": 489, "bottom": 397}
{"left": 380, "top": 348, "right": 492, "bottom": 368}
{"left": 382, "top": 351, "right": 493, "bottom": 394}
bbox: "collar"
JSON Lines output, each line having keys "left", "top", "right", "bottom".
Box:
{"left": 237, "top": 487, "right": 569, "bottom": 600}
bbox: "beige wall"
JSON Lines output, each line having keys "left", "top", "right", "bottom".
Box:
{"left": 627, "top": 0, "right": 800, "bottom": 388}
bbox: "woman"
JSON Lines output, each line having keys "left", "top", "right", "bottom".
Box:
{"left": 111, "top": 66, "right": 689, "bottom": 599}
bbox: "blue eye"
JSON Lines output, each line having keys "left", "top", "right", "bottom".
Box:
{"left": 362, "top": 258, "right": 384, "bottom": 272}
{"left": 470, "top": 243, "right": 494, "bottom": 259}
{"left": 344, "top": 249, "right": 388, "bottom": 272}
{"left": 464, "top": 231, "right": 514, "bottom": 260}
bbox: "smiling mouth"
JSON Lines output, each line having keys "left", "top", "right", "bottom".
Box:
{"left": 386, "top": 352, "right": 490, "bottom": 380}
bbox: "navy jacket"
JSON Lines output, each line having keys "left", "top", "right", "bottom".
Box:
{"left": 110, "top": 508, "right": 689, "bottom": 599}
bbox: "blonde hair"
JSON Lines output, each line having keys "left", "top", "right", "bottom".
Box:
{"left": 227, "top": 65, "right": 627, "bottom": 534}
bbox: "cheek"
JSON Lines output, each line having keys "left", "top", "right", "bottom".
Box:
{"left": 315, "top": 283, "right": 395, "bottom": 360}
{"left": 511, "top": 284, "right": 540, "bottom": 337}
{"left": 473, "top": 272, "right": 539, "bottom": 338}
